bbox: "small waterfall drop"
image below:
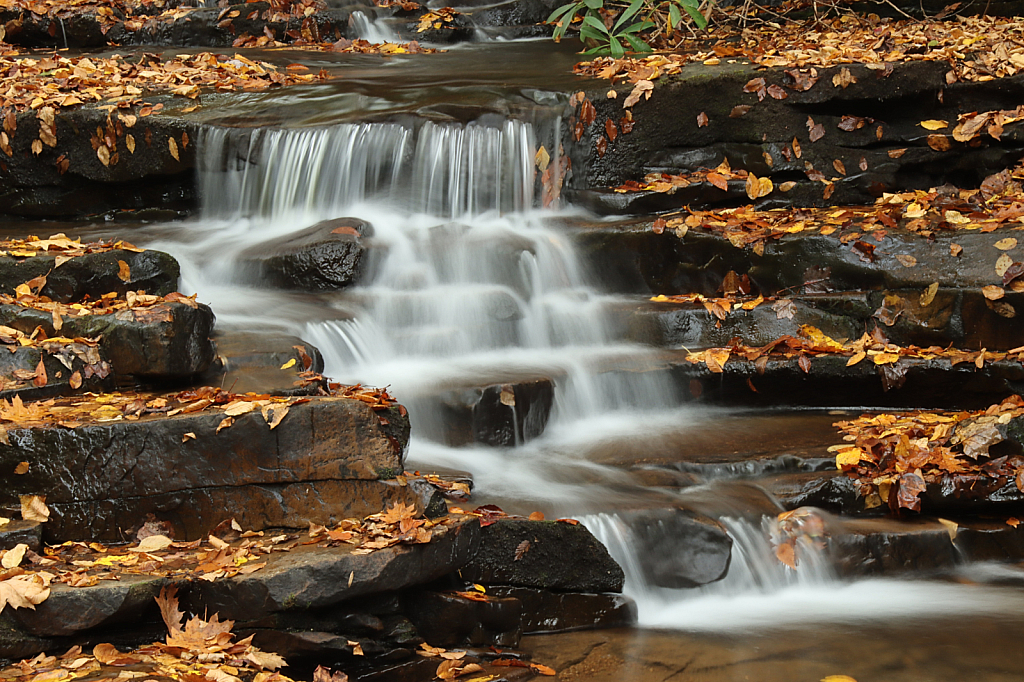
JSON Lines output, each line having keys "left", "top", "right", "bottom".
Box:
{"left": 199, "top": 119, "right": 537, "bottom": 221}
{"left": 350, "top": 10, "right": 401, "bottom": 43}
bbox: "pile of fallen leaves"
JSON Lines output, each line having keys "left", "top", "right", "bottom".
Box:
{"left": 0, "top": 332, "right": 107, "bottom": 394}
{"left": 831, "top": 394, "right": 1024, "bottom": 512}
{"left": 0, "top": 498, "right": 453, "bottom": 611}
{"left": 0, "top": 233, "right": 144, "bottom": 259}
{"left": 0, "top": 51, "right": 319, "bottom": 113}
{"left": 636, "top": 163, "right": 1024, "bottom": 256}
{"left": 0, "top": 585, "right": 292, "bottom": 682}
{"left": 0, "top": 382, "right": 398, "bottom": 436}
{"left": 684, "top": 324, "right": 1024, "bottom": 386}
{"left": 574, "top": 15, "right": 1024, "bottom": 95}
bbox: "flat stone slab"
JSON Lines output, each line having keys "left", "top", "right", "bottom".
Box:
{"left": 46, "top": 478, "right": 442, "bottom": 543}
{"left": 574, "top": 222, "right": 1024, "bottom": 299}
{"left": 0, "top": 519, "right": 42, "bottom": 552}
{"left": 188, "top": 516, "right": 481, "bottom": 622}
{"left": 419, "top": 377, "right": 554, "bottom": 447}
{"left": 0, "top": 391, "right": 410, "bottom": 541}
{"left": 459, "top": 519, "right": 625, "bottom": 593}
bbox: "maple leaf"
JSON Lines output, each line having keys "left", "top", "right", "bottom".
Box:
{"left": 381, "top": 501, "right": 417, "bottom": 524}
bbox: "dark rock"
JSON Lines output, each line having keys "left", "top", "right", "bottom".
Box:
{"left": 0, "top": 520, "right": 42, "bottom": 553}
{"left": 0, "top": 301, "right": 215, "bottom": 380}
{"left": 12, "top": 575, "right": 165, "bottom": 638}
{"left": 421, "top": 378, "right": 554, "bottom": 447}
{"left": 569, "top": 61, "right": 1024, "bottom": 211}
{"left": 0, "top": 102, "right": 196, "bottom": 220}
{"left": 459, "top": 519, "right": 624, "bottom": 593}
{"left": 614, "top": 509, "right": 732, "bottom": 588}
{"left": 0, "top": 397, "right": 409, "bottom": 541}
{"left": 403, "top": 590, "right": 522, "bottom": 647}
{"left": 0, "top": 345, "right": 112, "bottom": 403}
{"left": 666, "top": 351, "right": 1024, "bottom": 410}
{"left": 487, "top": 586, "right": 637, "bottom": 633}
{"left": 186, "top": 517, "right": 481, "bottom": 621}
{"left": 238, "top": 218, "right": 372, "bottom": 292}
{"left": 0, "top": 612, "right": 56, "bottom": 662}
{"left": 200, "top": 330, "right": 326, "bottom": 395}
{"left": 829, "top": 517, "right": 960, "bottom": 576}
{"left": 0, "top": 249, "right": 179, "bottom": 302}
{"left": 46, "top": 478, "right": 441, "bottom": 543}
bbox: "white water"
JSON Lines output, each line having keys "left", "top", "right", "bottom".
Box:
{"left": 351, "top": 11, "right": 401, "bottom": 43}
{"left": 149, "top": 115, "right": 1024, "bottom": 632}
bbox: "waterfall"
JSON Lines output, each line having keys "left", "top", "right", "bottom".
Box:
{"left": 351, "top": 10, "right": 401, "bottom": 43}
{"left": 198, "top": 119, "right": 537, "bottom": 221}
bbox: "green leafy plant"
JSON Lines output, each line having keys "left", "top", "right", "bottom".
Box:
{"left": 547, "top": 0, "right": 707, "bottom": 55}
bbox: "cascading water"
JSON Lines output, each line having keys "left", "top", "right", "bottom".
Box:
{"left": 350, "top": 10, "right": 401, "bottom": 43}
{"left": 146, "top": 108, "right": 1024, "bottom": 637}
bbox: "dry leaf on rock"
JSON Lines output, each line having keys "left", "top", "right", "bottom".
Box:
{"left": 20, "top": 495, "right": 49, "bottom": 522}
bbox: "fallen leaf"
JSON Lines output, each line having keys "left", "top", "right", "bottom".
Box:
{"left": 937, "top": 518, "right": 958, "bottom": 541}
{"left": 697, "top": 111, "right": 708, "bottom": 127}
{"left": 895, "top": 254, "right": 917, "bottom": 267}
{"left": 20, "top": 495, "right": 49, "bottom": 522}
{"left": 131, "top": 535, "right": 173, "bottom": 552}
{"left": 261, "top": 404, "right": 289, "bottom": 430}
{"left": 169, "top": 137, "right": 179, "bottom": 161}
{"left": 280, "top": 358, "right": 296, "bottom": 370}
{"left": 920, "top": 120, "right": 948, "bottom": 130}
{"left": 920, "top": 282, "right": 939, "bottom": 306}
{"left": 995, "top": 238, "right": 1018, "bottom": 250}
{"left": 951, "top": 243, "right": 963, "bottom": 257}
{"left": 1, "top": 543, "right": 27, "bottom": 569}
{"left": 117, "top": 260, "right": 131, "bottom": 282}
{"left": 927, "top": 134, "right": 951, "bottom": 151}
{"left": 996, "top": 253, "right": 1014, "bottom": 277}
{"left": 13, "top": 461, "right": 29, "bottom": 475}
{"left": 982, "top": 285, "right": 1005, "bottom": 300}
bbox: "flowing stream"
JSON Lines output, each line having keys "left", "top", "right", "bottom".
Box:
{"left": 143, "top": 80, "right": 1024, "bottom": 638}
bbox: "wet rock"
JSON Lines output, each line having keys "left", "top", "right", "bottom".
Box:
{"left": 0, "top": 345, "right": 113, "bottom": 403}
{"left": 403, "top": 590, "right": 522, "bottom": 647}
{"left": 187, "top": 517, "right": 481, "bottom": 621}
{"left": 0, "top": 101, "right": 196, "bottom": 220}
{"left": 200, "top": 330, "right": 326, "bottom": 395}
{"left": 0, "top": 520, "right": 42, "bottom": 552}
{"left": 459, "top": 519, "right": 624, "bottom": 593}
{"left": 569, "top": 61, "right": 1024, "bottom": 211}
{"left": 238, "top": 218, "right": 372, "bottom": 292}
{"left": 0, "top": 4, "right": 366, "bottom": 49}
{"left": 0, "top": 301, "right": 215, "bottom": 380}
{"left": 46, "top": 478, "right": 443, "bottom": 543}
{"left": 614, "top": 509, "right": 732, "bottom": 588}
{"left": 487, "top": 587, "right": 637, "bottom": 633}
{"left": 12, "top": 575, "right": 165, "bottom": 638}
{"left": 0, "top": 397, "right": 409, "bottom": 541}
{"left": 667, "top": 351, "right": 1024, "bottom": 410}
{"left": 422, "top": 378, "right": 554, "bottom": 447}
{"left": 0, "top": 249, "right": 179, "bottom": 302}
{"left": 0, "top": 612, "right": 56, "bottom": 662}
{"left": 829, "top": 517, "right": 960, "bottom": 576}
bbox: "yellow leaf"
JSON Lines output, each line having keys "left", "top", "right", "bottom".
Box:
{"left": 168, "top": 137, "right": 179, "bottom": 161}
{"left": 117, "top": 260, "right": 131, "bottom": 282}
{"left": 904, "top": 202, "right": 926, "bottom": 218}
{"left": 920, "top": 119, "right": 948, "bottom": 130}
{"left": 13, "top": 461, "right": 29, "bottom": 475}
{"left": 945, "top": 209, "right": 971, "bottom": 225}
{"left": 96, "top": 145, "right": 110, "bottom": 167}
{"left": 996, "top": 253, "right": 1014, "bottom": 277}
{"left": 937, "top": 518, "right": 958, "bottom": 541}
{"left": 982, "top": 285, "right": 1005, "bottom": 300}
{"left": 280, "top": 358, "right": 296, "bottom": 370}
{"left": 131, "top": 535, "right": 173, "bottom": 552}
{"left": 1, "top": 543, "right": 27, "bottom": 569}
{"left": 995, "top": 237, "right": 1018, "bottom": 250}
{"left": 835, "top": 449, "right": 862, "bottom": 469}
{"left": 920, "top": 282, "right": 939, "bottom": 306}
{"left": 821, "top": 677, "right": 858, "bottom": 682}
{"left": 126, "top": 134, "right": 136, "bottom": 154}
{"left": 873, "top": 352, "right": 900, "bottom": 365}
{"left": 846, "top": 351, "right": 866, "bottom": 366}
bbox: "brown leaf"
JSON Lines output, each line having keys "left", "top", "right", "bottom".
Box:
{"left": 888, "top": 148, "right": 907, "bottom": 158}
{"left": 260, "top": 404, "right": 289, "bottom": 430}
{"left": 775, "top": 542, "right": 797, "bottom": 569}
{"left": 313, "top": 666, "right": 348, "bottom": 682}
{"left": 514, "top": 540, "right": 531, "bottom": 560}
{"left": 951, "top": 243, "right": 963, "bottom": 257}
{"left": 117, "top": 260, "right": 131, "bottom": 282}
{"left": 69, "top": 371, "right": 82, "bottom": 389}
{"left": 920, "top": 282, "right": 939, "bottom": 306}
{"left": 982, "top": 285, "right": 1005, "bottom": 300}
{"left": 807, "top": 116, "right": 825, "bottom": 142}
{"left": 528, "top": 511, "right": 545, "bottom": 521}
{"left": 168, "top": 137, "right": 179, "bottom": 161}
{"left": 697, "top": 111, "right": 708, "bottom": 127}
{"left": 798, "top": 354, "right": 812, "bottom": 374}
{"left": 20, "top": 495, "right": 49, "bottom": 522}
{"left": 605, "top": 118, "right": 618, "bottom": 142}
{"left": 729, "top": 105, "right": 751, "bottom": 118}
{"left": 767, "top": 84, "right": 788, "bottom": 100}
{"left": 792, "top": 137, "right": 802, "bottom": 159}
{"left": 927, "top": 134, "right": 951, "bottom": 151}
{"left": 833, "top": 159, "right": 846, "bottom": 175}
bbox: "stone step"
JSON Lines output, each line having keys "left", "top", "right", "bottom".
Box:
{"left": 572, "top": 220, "right": 1024, "bottom": 298}
{"left": 0, "top": 391, "right": 410, "bottom": 542}
{"left": 567, "top": 60, "right": 1024, "bottom": 212}
{"left": 200, "top": 329, "right": 326, "bottom": 396}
